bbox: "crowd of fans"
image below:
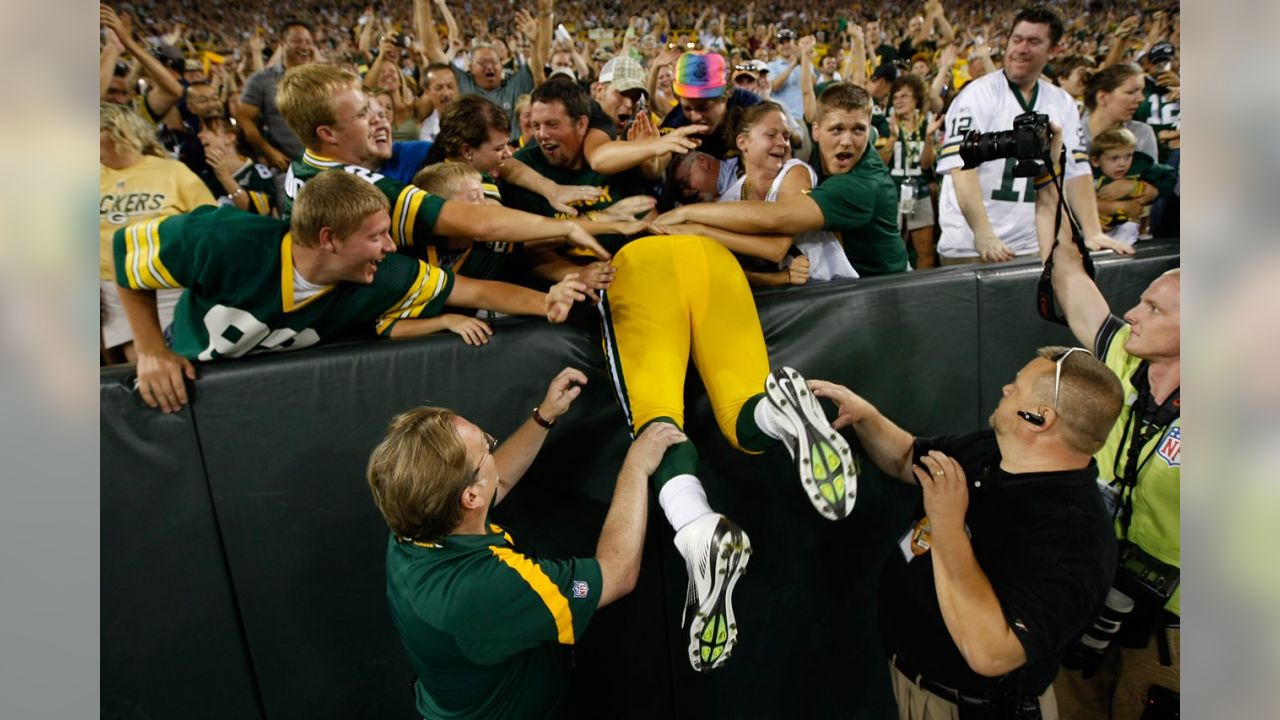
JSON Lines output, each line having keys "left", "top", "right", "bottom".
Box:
{"left": 99, "top": 0, "right": 1181, "bottom": 356}
{"left": 99, "top": 2, "right": 1183, "bottom": 716}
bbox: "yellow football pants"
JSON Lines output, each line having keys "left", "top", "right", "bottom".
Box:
{"left": 600, "top": 234, "right": 769, "bottom": 450}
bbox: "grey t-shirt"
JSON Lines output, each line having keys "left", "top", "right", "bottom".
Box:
{"left": 454, "top": 64, "right": 535, "bottom": 138}
{"left": 240, "top": 65, "right": 305, "bottom": 160}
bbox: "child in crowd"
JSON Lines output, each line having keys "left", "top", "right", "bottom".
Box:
{"left": 1090, "top": 128, "right": 1158, "bottom": 246}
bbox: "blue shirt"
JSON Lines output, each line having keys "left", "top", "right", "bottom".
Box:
{"left": 766, "top": 58, "right": 809, "bottom": 120}
{"left": 380, "top": 141, "right": 434, "bottom": 184}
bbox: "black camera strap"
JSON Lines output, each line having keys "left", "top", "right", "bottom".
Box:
{"left": 1111, "top": 364, "right": 1180, "bottom": 540}
{"left": 1036, "top": 145, "right": 1095, "bottom": 325}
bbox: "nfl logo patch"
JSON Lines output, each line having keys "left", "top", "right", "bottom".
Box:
{"left": 572, "top": 580, "right": 589, "bottom": 598}
{"left": 1156, "top": 426, "right": 1180, "bottom": 467}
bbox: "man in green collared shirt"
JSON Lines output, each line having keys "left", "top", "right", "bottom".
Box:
{"left": 655, "top": 83, "right": 908, "bottom": 277}
{"left": 367, "top": 369, "right": 686, "bottom": 719}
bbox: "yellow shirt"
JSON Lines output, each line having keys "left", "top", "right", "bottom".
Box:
{"left": 99, "top": 155, "right": 215, "bottom": 280}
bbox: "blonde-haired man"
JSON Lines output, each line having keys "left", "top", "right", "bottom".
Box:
{"left": 368, "top": 370, "right": 685, "bottom": 719}
{"left": 275, "top": 63, "right": 608, "bottom": 260}
{"left": 113, "top": 171, "right": 588, "bottom": 413}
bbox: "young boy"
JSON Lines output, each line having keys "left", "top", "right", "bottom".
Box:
{"left": 411, "top": 163, "right": 618, "bottom": 318}
{"left": 1089, "top": 128, "right": 1159, "bottom": 246}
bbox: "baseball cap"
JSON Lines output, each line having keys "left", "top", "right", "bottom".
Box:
{"left": 548, "top": 66, "right": 578, "bottom": 81}
{"left": 599, "top": 56, "right": 647, "bottom": 95}
{"left": 870, "top": 63, "right": 898, "bottom": 83}
{"left": 776, "top": 28, "right": 797, "bottom": 41}
{"left": 732, "top": 59, "right": 769, "bottom": 81}
{"left": 673, "top": 51, "right": 727, "bottom": 99}
{"left": 1142, "top": 41, "right": 1176, "bottom": 64}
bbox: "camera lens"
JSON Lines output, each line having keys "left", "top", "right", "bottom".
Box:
{"left": 1062, "top": 587, "right": 1135, "bottom": 677}
{"left": 958, "top": 129, "right": 1019, "bottom": 169}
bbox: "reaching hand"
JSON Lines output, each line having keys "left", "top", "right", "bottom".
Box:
{"left": 653, "top": 206, "right": 688, "bottom": 227}
{"left": 579, "top": 259, "right": 617, "bottom": 292}
{"left": 547, "top": 185, "right": 603, "bottom": 217}
{"left": 134, "top": 347, "right": 198, "bottom": 414}
{"left": 514, "top": 9, "right": 539, "bottom": 41}
{"left": 545, "top": 273, "right": 589, "bottom": 322}
{"left": 807, "top": 379, "right": 875, "bottom": 429}
{"left": 1083, "top": 232, "right": 1136, "bottom": 255}
{"left": 628, "top": 110, "right": 658, "bottom": 142}
{"left": 442, "top": 314, "right": 493, "bottom": 345}
{"left": 787, "top": 254, "right": 810, "bottom": 285}
{"left": 100, "top": 4, "right": 134, "bottom": 46}
{"left": 565, "top": 223, "right": 611, "bottom": 260}
{"left": 799, "top": 35, "right": 817, "bottom": 59}
{"left": 622, "top": 422, "right": 688, "bottom": 478}
{"left": 974, "top": 232, "right": 1015, "bottom": 263}
{"left": 914, "top": 451, "right": 969, "bottom": 532}
{"left": 596, "top": 194, "right": 657, "bottom": 220}
{"left": 538, "top": 366, "right": 587, "bottom": 421}
{"left": 103, "top": 28, "right": 125, "bottom": 54}
{"left": 652, "top": 124, "right": 708, "bottom": 158}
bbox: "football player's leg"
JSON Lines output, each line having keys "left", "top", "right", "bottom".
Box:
{"left": 682, "top": 236, "right": 775, "bottom": 454}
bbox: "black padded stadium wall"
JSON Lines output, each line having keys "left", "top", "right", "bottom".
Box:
{"left": 101, "top": 244, "right": 1178, "bottom": 719}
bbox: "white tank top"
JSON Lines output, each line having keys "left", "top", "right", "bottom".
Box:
{"left": 719, "top": 158, "right": 859, "bottom": 282}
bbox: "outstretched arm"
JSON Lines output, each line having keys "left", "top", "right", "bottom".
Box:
{"left": 807, "top": 380, "right": 916, "bottom": 483}
{"left": 596, "top": 423, "right": 686, "bottom": 607}
{"left": 492, "top": 367, "right": 587, "bottom": 502}
{"left": 656, "top": 193, "right": 826, "bottom": 236}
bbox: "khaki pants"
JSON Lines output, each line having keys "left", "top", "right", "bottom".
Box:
{"left": 890, "top": 662, "right": 1060, "bottom": 720}
{"left": 1053, "top": 627, "right": 1180, "bottom": 720}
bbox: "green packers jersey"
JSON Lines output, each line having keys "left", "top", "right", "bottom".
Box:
{"left": 1134, "top": 76, "right": 1180, "bottom": 163}
{"left": 806, "top": 148, "right": 909, "bottom": 276}
{"left": 386, "top": 524, "right": 602, "bottom": 720}
{"left": 885, "top": 113, "right": 936, "bottom": 197}
{"left": 500, "top": 144, "right": 647, "bottom": 255}
{"left": 231, "top": 160, "right": 279, "bottom": 216}
{"left": 1095, "top": 316, "right": 1181, "bottom": 615}
{"left": 282, "top": 150, "right": 446, "bottom": 257}
{"left": 430, "top": 171, "right": 517, "bottom": 281}
{"left": 114, "top": 205, "right": 454, "bottom": 360}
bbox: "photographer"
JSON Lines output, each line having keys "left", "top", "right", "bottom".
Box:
{"left": 1042, "top": 211, "right": 1181, "bottom": 719}
{"left": 810, "top": 347, "right": 1124, "bottom": 719}
{"left": 935, "top": 4, "right": 1131, "bottom": 265}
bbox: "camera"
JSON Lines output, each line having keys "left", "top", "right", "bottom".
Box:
{"left": 395, "top": 33, "right": 414, "bottom": 49}
{"left": 1061, "top": 587, "right": 1136, "bottom": 677}
{"left": 958, "top": 110, "right": 1051, "bottom": 176}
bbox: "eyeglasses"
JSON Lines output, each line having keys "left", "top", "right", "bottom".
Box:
{"left": 1050, "top": 347, "right": 1092, "bottom": 409}
{"left": 331, "top": 103, "right": 371, "bottom": 125}
{"left": 472, "top": 432, "right": 497, "bottom": 477}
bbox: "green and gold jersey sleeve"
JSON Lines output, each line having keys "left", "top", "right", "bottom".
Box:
{"left": 372, "top": 256, "right": 456, "bottom": 336}
{"left": 112, "top": 210, "right": 211, "bottom": 291}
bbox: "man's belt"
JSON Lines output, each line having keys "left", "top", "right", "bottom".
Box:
{"left": 892, "top": 654, "right": 994, "bottom": 708}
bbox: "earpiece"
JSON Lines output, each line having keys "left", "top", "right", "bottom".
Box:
{"left": 1017, "top": 410, "right": 1046, "bottom": 426}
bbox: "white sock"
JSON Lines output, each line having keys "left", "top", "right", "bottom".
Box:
{"left": 754, "top": 395, "right": 785, "bottom": 440}
{"left": 658, "top": 474, "right": 713, "bottom": 533}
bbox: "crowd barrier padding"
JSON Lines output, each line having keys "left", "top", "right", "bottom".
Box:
{"left": 102, "top": 244, "right": 1178, "bottom": 719}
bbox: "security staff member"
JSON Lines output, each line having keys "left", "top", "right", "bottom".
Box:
{"left": 1046, "top": 234, "right": 1181, "bottom": 719}
{"left": 810, "top": 347, "right": 1123, "bottom": 718}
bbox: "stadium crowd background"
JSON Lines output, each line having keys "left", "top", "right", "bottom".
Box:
{"left": 98, "top": 0, "right": 1182, "bottom": 365}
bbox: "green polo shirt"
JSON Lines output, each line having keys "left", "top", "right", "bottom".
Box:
{"left": 806, "top": 148, "right": 909, "bottom": 276}
{"left": 385, "top": 524, "right": 603, "bottom": 719}
{"left": 1095, "top": 317, "right": 1181, "bottom": 615}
